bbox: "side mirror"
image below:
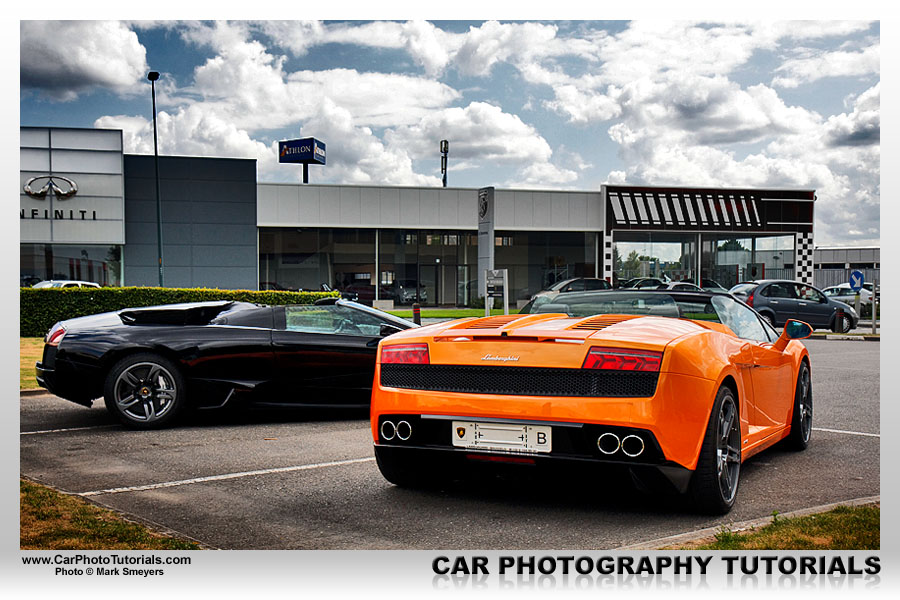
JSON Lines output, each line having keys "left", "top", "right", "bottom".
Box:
{"left": 773, "top": 319, "right": 812, "bottom": 352}
{"left": 380, "top": 323, "right": 403, "bottom": 337}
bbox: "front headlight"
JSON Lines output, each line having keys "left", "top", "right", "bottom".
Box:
{"left": 846, "top": 306, "right": 858, "bottom": 318}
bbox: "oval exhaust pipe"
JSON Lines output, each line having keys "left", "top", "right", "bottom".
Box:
{"left": 621, "top": 435, "right": 645, "bottom": 457}
{"left": 597, "top": 432, "right": 620, "bottom": 455}
{"left": 381, "top": 420, "right": 396, "bottom": 441}
{"left": 396, "top": 420, "right": 412, "bottom": 441}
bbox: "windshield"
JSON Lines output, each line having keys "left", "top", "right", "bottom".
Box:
{"left": 519, "top": 291, "right": 721, "bottom": 322}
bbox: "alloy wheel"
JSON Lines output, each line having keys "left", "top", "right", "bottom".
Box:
{"left": 716, "top": 395, "right": 741, "bottom": 504}
{"left": 797, "top": 366, "right": 813, "bottom": 443}
{"left": 113, "top": 362, "right": 178, "bottom": 423}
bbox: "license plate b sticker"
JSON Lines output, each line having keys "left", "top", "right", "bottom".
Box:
{"left": 452, "top": 421, "right": 551, "bottom": 453}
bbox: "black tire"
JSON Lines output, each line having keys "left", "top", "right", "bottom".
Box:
{"left": 832, "top": 313, "right": 852, "bottom": 333}
{"left": 761, "top": 313, "right": 776, "bottom": 328}
{"left": 688, "top": 386, "right": 741, "bottom": 515}
{"left": 103, "top": 353, "right": 186, "bottom": 429}
{"left": 785, "top": 361, "right": 812, "bottom": 450}
{"left": 374, "top": 447, "right": 435, "bottom": 489}
{"left": 840, "top": 314, "right": 853, "bottom": 333}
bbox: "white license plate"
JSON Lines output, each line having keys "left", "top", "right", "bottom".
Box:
{"left": 451, "top": 421, "right": 551, "bottom": 454}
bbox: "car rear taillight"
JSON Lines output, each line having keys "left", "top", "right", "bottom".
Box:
{"left": 45, "top": 323, "right": 67, "bottom": 347}
{"left": 746, "top": 291, "right": 754, "bottom": 307}
{"left": 381, "top": 343, "right": 430, "bottom": 364}
{"left": 582, "top": 347, "right": 662, "bottom": 372}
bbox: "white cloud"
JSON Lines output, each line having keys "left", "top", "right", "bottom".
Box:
{"left": 20, "top": 21, "right": 148, "bottom": 101}
{"left": 772, "top": 42, "right": 879, "bottom": 88}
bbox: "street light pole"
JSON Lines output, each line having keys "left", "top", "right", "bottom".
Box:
{"left": 148, "top": 71, "right": 164, "bottom": 287}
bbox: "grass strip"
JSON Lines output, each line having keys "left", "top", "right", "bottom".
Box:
{"left": 20, "top": 479, "right": 200, "bottom": 550}
{"left": 20, "top": 337, "right": 44, "bottom": 390}
{"left": 674, "top": 504, "right": 879, "bottom": 550}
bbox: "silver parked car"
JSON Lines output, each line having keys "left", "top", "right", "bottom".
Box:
{"left": 32, "top": 280, "right": 101, "bottom": 288}
{"left": 822, "top": 283, "right": 872, "bottom": 304}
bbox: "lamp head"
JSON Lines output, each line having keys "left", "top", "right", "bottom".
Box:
{"left": 147, "top": 71, "right": 160, "bottom": 82}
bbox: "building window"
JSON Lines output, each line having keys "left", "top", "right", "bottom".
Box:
{"left": 20, "top": 244, "right": 122, "bottom": 286}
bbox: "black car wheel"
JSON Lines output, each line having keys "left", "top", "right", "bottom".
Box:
{"left": 688, "top": 386, "right": 741, "bottom": 514}
{"left": 839, "top": 314, "right": 853, "bottom": 333}
{"left": 761, "top": 313, "right": 776, "bottom": 328}
{"left": 104, "top": 353, "right": 185, "bottom": 429}
{"left": 785, "top": 361, "right": 812, "bottom": 450}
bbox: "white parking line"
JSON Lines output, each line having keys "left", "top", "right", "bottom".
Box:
{"left": 813, "top": 427, "right": 880, "bottom": 438}
{"left": 78, "top": 457, "right": 376, "bottom": 497}
{"left": 21, "top": 425, "right": 119, "bottom": 436}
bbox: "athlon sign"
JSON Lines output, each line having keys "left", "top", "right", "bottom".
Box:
{"left": 279, "top": 137, "right": 326, "bottom": 165}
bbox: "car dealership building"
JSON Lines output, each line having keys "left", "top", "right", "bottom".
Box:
{"left": 21, "top": 126, "right": 819, "bottom": 306}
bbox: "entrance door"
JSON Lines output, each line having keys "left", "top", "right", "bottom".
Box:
{"left": 419, "top": 265, "right": 437, "bottom": 306}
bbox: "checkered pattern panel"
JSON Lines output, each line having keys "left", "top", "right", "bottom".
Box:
{"left": 795, "top": 232, "right": 815, "bottom": 284}
{"left": 602, "top": 236, "right": 614, "bottom": 282}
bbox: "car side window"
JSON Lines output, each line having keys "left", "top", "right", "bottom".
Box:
{"left": 762, "top": 283, "right": 797, "bottom": 298}
{"left": 711, "top": 296, "right": 770, "bottom": 343}
{"left": 284, "top": 305, "right": 385, "bottom": 336}
{"left": 797, "top": 285, "right": 825, "bottom": 303}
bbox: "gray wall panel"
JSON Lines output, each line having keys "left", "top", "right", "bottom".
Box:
{"left": 124, "top": 155, "right": 257, "bottom": 288}
{"left": 51, "top": 128, "right": 122, "bottom": 151}
{"left": 20, "top": 128, "right": 49, "bottom": 147}
{"left": 192, "top": 245, "right": 258, "bottom": 267}
{"left": 399, "top": 189, "right": 420, "bottom": 225}
{"left": 21, "top": 149, "right": 49, "bottom": 171}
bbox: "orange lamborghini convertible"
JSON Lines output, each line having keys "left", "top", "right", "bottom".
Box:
{"left": 370, "top": 290, "right": 813, "bottom": 514}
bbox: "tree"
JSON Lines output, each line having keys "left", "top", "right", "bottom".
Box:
{"left": 718, "top": 239, "right": 748, "bottom": 252}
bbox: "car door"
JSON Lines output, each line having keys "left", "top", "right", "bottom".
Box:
{"left": 711, "top": 296, "right": 795, "bottom": 443}
{"left": 759, "top": 282, "right": 800, "bottom": 325}
{"left": 270, "top": 305, "right": 386, "bottom": 406}
{"left": 796, "top": 284, "right": 833, "bottom": 328}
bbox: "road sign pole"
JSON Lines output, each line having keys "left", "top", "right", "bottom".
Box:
{"left": 872, "top": 278, "right": 878, "bottom": 335}
{"left": 503, "top": 270, "right": 509, "bottom": 315}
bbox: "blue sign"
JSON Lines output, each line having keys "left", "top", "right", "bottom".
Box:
{"left": 279, "top": 138, "right": 326, "bottom": 165}
{"left": 850, "top": 269, "right": 865, "bottom": 292}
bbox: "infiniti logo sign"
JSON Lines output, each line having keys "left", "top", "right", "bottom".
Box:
{"left": 481, "top": 354, "right": 519, "bottom": 362}
{"left": 23, "top": 175, "right": 78, "bottom": 200}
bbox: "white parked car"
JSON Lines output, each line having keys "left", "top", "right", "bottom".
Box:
{"left": 822, "top": 283, "right": 871, "bottom": 304}
{"left": 32, "top": 280, "right": 101, "bottom": 289}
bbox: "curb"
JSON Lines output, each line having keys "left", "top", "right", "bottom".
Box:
{"left": 615, "top": 495, "right": 880, "bottom": 550}
{"left": 20, "top": 389, "right": 51, "bottom": 397}
{"left": 810, "top": 335, "right": 879, "bottom": 341}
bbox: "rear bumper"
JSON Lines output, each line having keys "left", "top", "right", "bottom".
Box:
{"left": 371, "top": 370, "right": 717, "bottom": 470}
{"left": 373, "top": 443, "right": 694, "bottom": 494}
{"left": 35, "top": 360, "right": 97, "bottom": 407}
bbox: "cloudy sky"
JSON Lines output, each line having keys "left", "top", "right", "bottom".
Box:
{"left": 19, "top": 19, "right": 880, "bottom": 247}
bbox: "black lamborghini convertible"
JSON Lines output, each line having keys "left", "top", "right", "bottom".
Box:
{"left": 35, "top": 299, "right": 417, "bottom": 428}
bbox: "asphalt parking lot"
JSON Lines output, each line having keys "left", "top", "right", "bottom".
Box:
{"left": 20, "top": 338, "right": 879, "bottom": 550}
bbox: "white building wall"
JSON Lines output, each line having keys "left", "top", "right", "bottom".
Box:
{"left": 257, "top": 183, "right": 605, "bottom": 232}
{"left": 20, "top": 127, "right": 125, "bottom": 245}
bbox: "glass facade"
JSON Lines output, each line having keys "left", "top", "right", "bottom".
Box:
{"left": 494, "top": 231, "right": 597, "bottom": 305}
{"left": 260, "top": 228, "right": 479, "bottom": 306}
{"left": 20, "top": 244, "right": 122, "bottom": 286}
{"left": 259, "top": 228, "right": 596, "bottom": 306}
{"left": 611, "top": 232, "right": 795, "bottom": 290}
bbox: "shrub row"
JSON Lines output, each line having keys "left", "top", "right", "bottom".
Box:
{"left": 20, "top": 287, "right": 338, "bottom": 338}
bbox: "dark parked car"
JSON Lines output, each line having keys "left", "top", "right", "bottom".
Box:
{"left": 619, "top": 277, "right": 666, "bottom": 289}
{"left": 729, "top": 280, "right": 857, "bottom": 332}
{"left": 35, "top": 299, "right": 417, "bottom": 428}
{"left": 531, "top": 277, "right": 611, "bottom": 301}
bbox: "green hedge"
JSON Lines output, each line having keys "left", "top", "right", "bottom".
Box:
{"left": 20, "top": 287, "right": 338, "bottom": 338}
